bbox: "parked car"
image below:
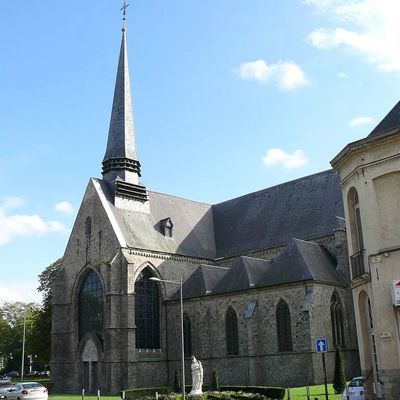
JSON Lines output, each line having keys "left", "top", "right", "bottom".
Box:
{"left": 341, "top": 376, "right": 365, "bottom": 400}
{"left": 0, "top": 380, "right": 13, "bottom": 400}
{"left": 4, "top": 382, "right": 48, "bottom": 400}
{"left": 4, "top": 372, "right": 18, "bottom": 379}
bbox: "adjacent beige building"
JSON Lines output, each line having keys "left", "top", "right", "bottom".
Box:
{"left": 332, "top": 102, "right": 400, "bottom": 400}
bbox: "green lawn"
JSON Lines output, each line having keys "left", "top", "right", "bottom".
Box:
{"left": 49, "top": 397, "right": 120, "bottom": 400}
{"left": 46, "top": 385, "right": 343, "bottom": 400}
{"left": 285, "top": 384, "right": 342, "bottom": 399}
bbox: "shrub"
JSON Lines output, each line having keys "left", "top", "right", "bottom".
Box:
{"left": 333, "top": 346, "right": 346, "bottom": 394}
{"left": 219, "top": 386, "right": 286, "bottom": 400}
{"left": 123, "top": 387, "right": 172, "bottom": 400}
{"left": 211, "top": 370, "right": 219, "bottom": 391}
{"left": 174, "top": 370, "right": 181, "bottom": 393}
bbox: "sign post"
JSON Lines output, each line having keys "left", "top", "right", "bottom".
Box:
{"left": 316, "top": 338, "right": 328, "bottom": 400}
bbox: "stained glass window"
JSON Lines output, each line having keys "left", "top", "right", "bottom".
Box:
{"left": 331, "top": 293, "right": 345, "bottom": 348}
{"left": 78, "top": 270, "right": 103, "bottom": 340}
{"left": 276, "top": 300, "right": 292, "bottom": 352}
{"left": 135, "top": 268, "right": 160, "bottom": 349}
{"left": 226, "top": 307, "right": 239, "bottom": 355}
{"left": 183, "top": 314, "right": 192, "bottom": 355}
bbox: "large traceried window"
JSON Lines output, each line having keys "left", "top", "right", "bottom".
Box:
{"left": 135, "top": 268, "right": 160, "bottom": 349}
{"left": 78, "top": 270, "right": 104, "bottom": 341}
{"left": 276, "top": 299, "right": 293, "bottom": 352}
{"left": 331, "top": 292, "right": 345, "bottom": 348}
{"left": 183, "top": 314, "right": 192, "bottom": 355}
{"left": 225, "top": 307, "right": 239, "bottom": 356}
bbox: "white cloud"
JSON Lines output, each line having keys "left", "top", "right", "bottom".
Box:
{"left": 0, "top": 197, "right": 67, "bottom": 245}
{"left": 262, "top": 148, "right": 309, "bottom": 169}
{"left": 349, "top": 116, "right": 374, "bottom": 127}
{"left": 55, "top": 201, "right": 74, "bottom": 214}
{"left": 338, "top": 72, "right": 347, "bottom": 78}
{"left": 0, "top": 281, "right": 42, "bottom": 304}
{"left": 238, "top": 60, "right": 309, "bottom": 91}
{"left": 305, "top": 0, "right": 400, "bottom": 72}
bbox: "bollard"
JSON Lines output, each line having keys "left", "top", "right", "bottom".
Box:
{"left": 155, "top": 392, "right": 159, "bottom": 400}
{"left": 82, "top": 388, "right": 85, "bottom": 400}
{"left": 306, "top": 385, "right": 310, "bottom": 400}
{"left": 122, "top": 391, "right": 126, "bottom": 400}
{"left": 97, "top": 390, "right": 100, "bottom": 400}
{"left": 345, "top": 384, "right": 350, "bottom": 400}
{"left": 287, "top": 387, "right": 291, "bottom": 400}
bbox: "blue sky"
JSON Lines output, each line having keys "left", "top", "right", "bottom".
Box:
{"left": 1, "top": 0, "right": 399, "bottom": 303}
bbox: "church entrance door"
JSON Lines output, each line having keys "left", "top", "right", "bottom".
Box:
{"left": 81, "top": 338, "right": 99, "bottom": 394}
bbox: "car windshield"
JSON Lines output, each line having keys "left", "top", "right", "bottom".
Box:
{"left": 349, "top": 378, "right": 364, "bottom": 387}
{"left": 22, "top": 384, "right": 43, "bottom": 389}
{"left": 0, "top": 382, "right": 12, "bottom": 388}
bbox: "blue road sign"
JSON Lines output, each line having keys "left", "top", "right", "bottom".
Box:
{"left": 316, "top": 338, "right": 327, "bottom": 353}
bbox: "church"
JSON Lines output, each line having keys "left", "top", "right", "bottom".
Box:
{"left": 50, "top": 12, "right": 376, "bottom": 394}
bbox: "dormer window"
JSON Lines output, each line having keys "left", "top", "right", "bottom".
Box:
{"left": 160, "top": 217, "right": 173, "bottom": 238}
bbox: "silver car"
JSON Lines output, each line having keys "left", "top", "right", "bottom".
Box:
{"left": 4, "top": 382, "right": 48, "bottom": 400}
{"left": 0, "top": 380, "right": 13, "bottom": 399}
{"left": 341, "top": 376, "right": 365, "bottom": 400}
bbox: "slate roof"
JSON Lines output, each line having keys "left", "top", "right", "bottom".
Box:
{"left": 93, "top": 170, "right": 343, "bottom": 260}
{"left": 212, "top": 256, "right": 272, "bottom": 294}
{"left": 173, "top": 265, "right": 228, "bottom": 300}
{"left": 94, "top": 179, "right": 216, "bottom": 258}
{"left": 170, "top": 239, "right": 346, "bottom": 300}
{"left": 368, "top": 101, "right": 400, "bottom": 138}
{"left": 213, "top": 169, "right": 344, "bottom": 258}
{"left": 256, "top": 238, "right": 346, "bottom": 288}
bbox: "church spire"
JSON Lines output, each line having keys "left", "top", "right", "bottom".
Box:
{"left": 102, "top": 2, "right": 141, "bottom": 185}
{"left": 102, "top": 3, "right": 149, "bottom": 209}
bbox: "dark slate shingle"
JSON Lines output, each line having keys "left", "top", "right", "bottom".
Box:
{"left": 212, "top": 169, "right": 344, "bottom": 258}
{"left": 172, "top": 265, "right": 228, "bottom": 300}
{"left": 256, "top": 238, "right": 346, "bottom": 288}
{"left": 212, "top": 256, "right": 272, "bottom": 295}
{"left": 369, "top": 101, "right": 400, "bottom": 138}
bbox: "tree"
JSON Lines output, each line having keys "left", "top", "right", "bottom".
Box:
{"left": 29, "top": 258, "right": 63, "bottom": 367}
{"left": 0, "top": 302, "right": 39, "bottom": 373}
{"left": 333, "top": 345, "right": 346, "bottom": 394}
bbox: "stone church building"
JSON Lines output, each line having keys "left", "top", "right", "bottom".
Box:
{"left": 50, "top": 16, "right": 374, "bottom": 394}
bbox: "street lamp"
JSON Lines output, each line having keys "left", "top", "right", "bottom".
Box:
{"left": 150, "top": 276, "right": 185, "bottom": 400}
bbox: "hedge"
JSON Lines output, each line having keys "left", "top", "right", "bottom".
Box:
{"left": 122, "top": 385, "right": 286, "bottom": 400}
{"left": 219, "top": 386, "right": 286, "bottom": 400}
{"left": 122, "top": 386, "right": 172, "bottom": 400}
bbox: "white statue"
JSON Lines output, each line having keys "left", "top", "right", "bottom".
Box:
{"left": 189, "top": 356, "right": 203, "bottom": 395}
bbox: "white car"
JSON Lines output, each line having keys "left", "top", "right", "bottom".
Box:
{"left": 4, "top": 382, "right": 48, "bottom": 400}
{"left": 0, "top": 380, "right": 13, "bottom": 400}
{"left": 341, "top": 376, "right": 365, "bottom": 400}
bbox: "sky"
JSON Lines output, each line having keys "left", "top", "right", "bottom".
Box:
{"left": 1, "top": 0, "right": 399, "bottom": 304}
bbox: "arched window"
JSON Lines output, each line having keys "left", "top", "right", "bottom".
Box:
{"left": 78, "top": 270, "right": 104, "bottom": 340}
{"left": 225, "top": 307, "right": 239, "bottom": 355}
{"left": 331, "top": 292, "right": 345, "bottom": 348}
{"left": 276, "top": 300, "right": 292, "bottom": 352}
{"left": 353, "top": 191, "right": 364, "bottom": 252}
{"left": 135, "top": 268, "right": 160, "bottom": 349}
{"left": 183, "top": 314, "right": 192, "bottom": 355}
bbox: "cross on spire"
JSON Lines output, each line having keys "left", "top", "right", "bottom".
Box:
{"left": 121, "top": 0, "right": 130, "bottom": 17}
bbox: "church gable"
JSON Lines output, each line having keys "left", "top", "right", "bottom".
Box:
{"left": 62, "top": 178, "right": 122, "bottom": 266}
